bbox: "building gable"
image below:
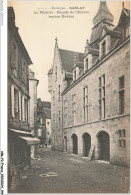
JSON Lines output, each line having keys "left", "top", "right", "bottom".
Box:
{"left": 52, "top": 38, "right": 64, "bottom": 82}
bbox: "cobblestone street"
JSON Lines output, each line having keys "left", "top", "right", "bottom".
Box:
{"left": 11, "top": 147, "right": 129, "bottom": 193}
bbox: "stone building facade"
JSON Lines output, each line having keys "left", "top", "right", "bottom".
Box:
{"left": 37, "top": 99, "right": 51, "bottom": 145}
{"left": 48, "top": 2, "right": 130, "bottom": 166}
{"left": 8, "top": 7, "right": 40, "bottom": 190}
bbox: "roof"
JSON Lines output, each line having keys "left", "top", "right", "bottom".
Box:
{"left": 118, "top": 8, "right": 130, "bottom": 27}
{"left": 112, "top": 7, "right": 130, "bottom": 47}
{"left": 90, "top": 22, "right": 104, "bottom": 44}
{"left": 8, "top": 7, "right": 32, "bottom": 65}
{"left": 123, "top": 8, "right": 130, "bottom": 17}
{"left": 93, "top": 1, "right": 114, "bottom": 26}
{"left": 10, "top": 129, "right": 33, "bottom": 135}
{"left": 37, "top": 99, "right": 51, "bottom": 109}
{"left": 19, "top": 136, "right": 40, "bottom": 145}
{"left": 90, "top": 2, "right": 114, "bottom": 44}
{"left": 59, "top": 49, "right": 84, "bottom": 73}
{"left": 43, "top": 108, "right": 51, "bottom": 119}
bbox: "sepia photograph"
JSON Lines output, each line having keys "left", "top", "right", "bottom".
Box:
{"left": 5, "top": 0, "right": 130, "bottom": 193}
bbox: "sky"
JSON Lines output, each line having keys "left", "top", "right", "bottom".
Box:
{"left": 8, "top": 1, "right": 130, "bottom": 102}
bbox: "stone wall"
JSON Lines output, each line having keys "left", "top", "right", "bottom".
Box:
{"left": 63, "top": 41, "right": 130, "bottom": 126}
{"left": 62, "top": 40, "right": 130, "bottom": 166}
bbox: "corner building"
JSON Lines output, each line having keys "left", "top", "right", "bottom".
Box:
{"left": 48, "top": 2, "right": 130, "bottom": 166}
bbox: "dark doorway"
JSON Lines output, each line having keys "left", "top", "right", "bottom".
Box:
{"left": 71, "top": 134, "right": 78, "bottom": 154}
{"left": 82, "top": 133, "right": 91, "bottom": 157}
{"left": 97, "top": 131, "right": 110, "bottom": 161}
{"left": 64, "top": 136, "right": 67, "bottom": 152}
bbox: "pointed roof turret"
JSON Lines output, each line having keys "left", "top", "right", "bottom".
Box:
{"left": 93, "top": 1, "right": 114, "bottom": 26}
{"left": 90, "top": 1, "right": 114, "bottom": 44}
{"left": 117, "top": 2, "right": 130, "bottom": 27}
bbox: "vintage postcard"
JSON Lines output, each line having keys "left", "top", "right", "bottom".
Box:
{"left": 0, "top": 0, "right": 130, "bottom": 194}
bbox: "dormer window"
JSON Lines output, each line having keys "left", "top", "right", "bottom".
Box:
{"left": 74, "top": 70, "right": 76, "bottom": 81}
{"left": 84, "top": 57, "right": 88, "bottom": 72}
{"left": 99, "top": 35, "right": 111, "bottom": 60}
{"left": 84, "top": 54, "right": 92, "bottom": 72}
{"left": 73, "top": 67, "right": 79, "bottom": 81}
{"left": 123, "top": 27, "right": 130, "bottom": 39}
{"left": 102, "top": 41, "right": 106, "bottom": 57}
{"left": 86, "top": 58, "right": 88, "bottom": 70}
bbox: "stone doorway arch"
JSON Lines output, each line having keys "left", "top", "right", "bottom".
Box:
{"left": 82, "top": 132, "right": 91, "bottom": 157}
{"left": 71, "top": 134, "right": 78, "bottom": 154}
{"left": 96, "top": 131, "right": 110, "bottom": 161}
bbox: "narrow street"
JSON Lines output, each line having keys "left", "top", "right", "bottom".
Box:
{"left": 11, "top": 147, "right": 129, "bottom": 193}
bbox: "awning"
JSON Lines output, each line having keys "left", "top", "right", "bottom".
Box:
{"left": 10, "top": 129, "right": 33, "bottom": 136}
{"left": 19, "top": 136, "right": 41, "bottom": 145}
